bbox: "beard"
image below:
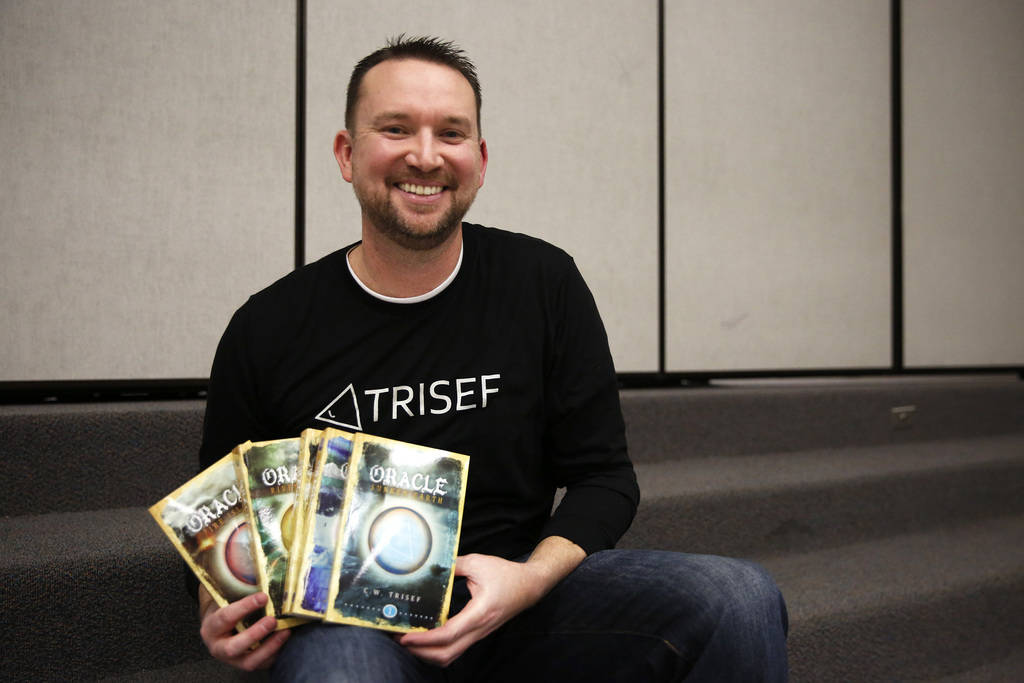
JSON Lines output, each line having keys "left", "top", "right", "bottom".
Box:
{"left": 357, "top": 182, "right": 476, "bottom": 252}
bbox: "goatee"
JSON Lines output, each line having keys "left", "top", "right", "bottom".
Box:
{"left": 365, "top": 200, "right": 465, "bottom": 252}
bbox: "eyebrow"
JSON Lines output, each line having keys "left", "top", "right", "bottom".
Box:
{"left": 370, "top": 111, "right": 474, "bottom": 131}
{"left": 370, "top": 112, "right": 410, "bottom": 125}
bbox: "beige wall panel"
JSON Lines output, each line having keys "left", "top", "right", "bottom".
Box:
{"left": 306, "top": 0, "right": 659, "bottom": 372}
{"left": 903, "top": 0, "right": 1024, "bottom": 367}
{"left": 1, "top": 1, "right": 295, "bottom": 381}
{"left": 665, "top": 1, "right": 891, "bottom": 371}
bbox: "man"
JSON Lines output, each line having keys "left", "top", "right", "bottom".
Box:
{"left": 197, "top": 36, "right": 788, "bottom": 681}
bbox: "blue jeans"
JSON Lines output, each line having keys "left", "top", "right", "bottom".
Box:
{"left": 271, "top": 550, "right": 789, "bottom": 682}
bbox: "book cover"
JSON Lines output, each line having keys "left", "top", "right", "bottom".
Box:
{"left": 289, "top": 428, "right": 354, "bottom": 618}
{"left": 236, "top": 438, "right": 306, "bottom": 628}
{"left": 282, "top": 428, "right": 321, "bottom": 614}
{"left": 148, "top": 446, "right": 266, "bottom": 628}
{"left": 325, "top": 433, "right": 469, "bottom": 633}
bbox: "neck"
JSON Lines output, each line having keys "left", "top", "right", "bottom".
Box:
{"left": 350, "top": 224, "right": 464, "bottom": 298}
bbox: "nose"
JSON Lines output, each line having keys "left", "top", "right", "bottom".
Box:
{"left": 405, "top": 129, "right": 443, "bottom": 172}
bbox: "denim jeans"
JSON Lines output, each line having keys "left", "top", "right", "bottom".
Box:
{"left": 271, "top": 549, "right": 789, "bottom": 682}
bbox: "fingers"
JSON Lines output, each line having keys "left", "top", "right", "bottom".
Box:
{"left": 200, "top": 592, "right": 268, "bottom": 641}
{"left": 401, "top": 634, "right": 463, "bottom": 668}
{"left": 400, "top": 613, "right": 463, "bottom": 648}
{"left": 214, "top": 615, "right": 277, "bottom": 659}
{"left": 232, "top": 625, "right": 291, "bottom": 672}
{"left": 200, "top": 592, "right": 291, "bottom": 671}
{"left": 401, "top": 554, "right": 522, "bottom": 666}
{"left": 453, "top": 553, "right": 479, "bottom": 578}
{"left": 400, "top": 606, "right": 482, "bottom": 667}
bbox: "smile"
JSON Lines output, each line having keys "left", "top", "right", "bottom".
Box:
{"left": 397, "top": 183, "right": 445, "bottom": 196}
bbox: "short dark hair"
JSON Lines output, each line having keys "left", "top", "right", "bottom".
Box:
{"left": 345, "top": 35, "right": 482, "bottom": 133}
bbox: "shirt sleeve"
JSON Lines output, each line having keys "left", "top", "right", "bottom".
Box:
{"left": 539, "top": 257, "right": 639, "bottom": 555}
{"left": 198, "top": 302, "right": 272, "bottom": 471}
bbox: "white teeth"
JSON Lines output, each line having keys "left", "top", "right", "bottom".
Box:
{"left": 398, "top": 183, "right": 443, "bottom": 196}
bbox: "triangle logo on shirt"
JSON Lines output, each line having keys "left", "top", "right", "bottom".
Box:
{"left": 315, "top": 384, "right": 362, "bottom": 431}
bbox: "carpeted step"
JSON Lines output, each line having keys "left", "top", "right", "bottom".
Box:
{"left": 763, "top": 514, "right": 1024, "bottom": 681}
{"left": 0, "top": 507, "right": 207, "bottom": 680}
{"left": 0, "top": 400, "right": 205, "bottom": 516}
{"left": 6, "top": 433, "right": 1022, "bottom": 680}
{"left": 622, "top": 377, "right": 1024, "bottom": 464}
{"left": 620, "top": 434, "right": 1024, "bottom": 557}
{"left": 99, "top": 660, "right": 266, "bottom": 682}
{"left": 3, "top": 377, "right": 1021, "bottom": 514}
{"left": 932, "top": 649, "right": 1024, "bottom": 682}
{"left": 3, "top": 379, "right": 1021, "bottom": 680}
{"left": 63, "top": 515, "right": 1024, "bottom": 681}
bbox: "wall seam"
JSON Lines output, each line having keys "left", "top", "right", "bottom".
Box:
{"left": 295, "top": 0, "right": 308, "bottom": 269}
{"left": 657, "top": 0, "right": 667, "bottom": 375}
{"left": 891, "top": 0, "right": 904, "bottom": 370}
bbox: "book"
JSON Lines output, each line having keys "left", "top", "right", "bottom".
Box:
{"left": 149, "top": 429, "right": 471, "bottom": 635}
{"left": 282, "top": 428, "right": 322, "bottom": 614}
{"left": 288, "top": 428, "right": 354, "bottom": 618}
{"left": 324, "top": 433, "right": 469, "bottom": 633}
{"left": 236, "top": 438, "right": 307, "bottom": 628}
{"left": 148, "top": 446, "right": 267, "bottom": 628}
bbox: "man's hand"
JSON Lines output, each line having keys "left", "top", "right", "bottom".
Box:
{"left": 398, "top": 536, "right": 585, "bottom": 667}
{"left": 198, "top": 588, "right": 291, "bottom": 672}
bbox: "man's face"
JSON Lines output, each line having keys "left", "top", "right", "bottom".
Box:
{"left": 336, "top": 58, "right": 488, "bottom": 251}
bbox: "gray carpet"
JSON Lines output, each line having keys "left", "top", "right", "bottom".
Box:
{"left": 2, "top": 377, "right": 1022, "bottom": 680}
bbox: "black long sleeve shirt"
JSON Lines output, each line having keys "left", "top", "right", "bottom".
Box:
{"left": 199, "top": 223, "right": 638, "bottom": 560}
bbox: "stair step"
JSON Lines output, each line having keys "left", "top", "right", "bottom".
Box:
{"left": 99, "top": 660, "right": 265, "bottom": 682}
{"left": 0, "top": 400, "right": 205, "bottom": 516}
{"left": 622, "top": 377, "right": 1024, "bottom": 463}
{"left": 761, "top": 515, "right": 1024, "bottom": 681}
{"left": 0, "top": 507, "right": 207, "bottom": 680}
{"left": 932, "top": 648, "right": 1024, "bottom": 682}
{"left": 75, "top": 515, "right": 1024, "bottom": 682}
{"left": 3, "top": 376, "right": 1021, "bottom": 513}
{"left": 621, "top": 434, "right": 1024, "bottom": 557}
{"left": 2, "top": 379, "right": 1021, "bottom": 680}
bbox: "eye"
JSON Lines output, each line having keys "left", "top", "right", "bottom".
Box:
{"left": 440, "top": 129, "right": 467, "bottom": 141}
{"left": 381, "top": 125, "right": 407, "bottom": 136}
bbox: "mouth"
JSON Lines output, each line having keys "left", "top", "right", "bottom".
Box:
{"left": 396, "top": 182, "right": 445, "bottom": 197}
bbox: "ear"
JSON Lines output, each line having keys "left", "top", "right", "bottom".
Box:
{"left": 477, "top": 138, "right": 488, "bottom": 189}
{"left": 334, "top": 130, "right": 355, "bottom": 183}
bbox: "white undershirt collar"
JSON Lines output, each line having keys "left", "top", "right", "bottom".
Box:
{"left": 346, "top": 242, "right": 464, "bottom": 304}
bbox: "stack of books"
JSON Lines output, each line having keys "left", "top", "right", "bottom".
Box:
{"left": 150, "top": 429, "right": 469, "bottom": 633}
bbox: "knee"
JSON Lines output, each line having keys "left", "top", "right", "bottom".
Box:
{"left": 684, "top": 557, "right": 789, "bottom": 681}
{"left": 713, "top": 559, "right": 788, "bottom": 635}
{"left": 271, "top": 624, "right": 422, "bottom": 682}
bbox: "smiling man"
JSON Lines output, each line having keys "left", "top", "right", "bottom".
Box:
{"left": 195, "top": 36, "right": 789, "bottom": 682}
{"left": 339, "top": 56, "right": 486, "bottom": 260}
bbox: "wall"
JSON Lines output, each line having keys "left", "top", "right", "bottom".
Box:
{"left": 665, "top": 0, "right": 891, "bottom": 371}
{"left": 903, "top": 0, "right": 1024, "bottom": 367}
{"left": 2, "top": 0, "right": 1021, "bottom": 383}
{"left": 1, "top": 0, "right": 296, "bottom": 381}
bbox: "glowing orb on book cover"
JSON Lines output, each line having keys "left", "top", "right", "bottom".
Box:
{"left": 369, "top": 506, "right": 432, "bottom": 574}
{"left": 210, "top": 518, "right": 258, "bottom": 595}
